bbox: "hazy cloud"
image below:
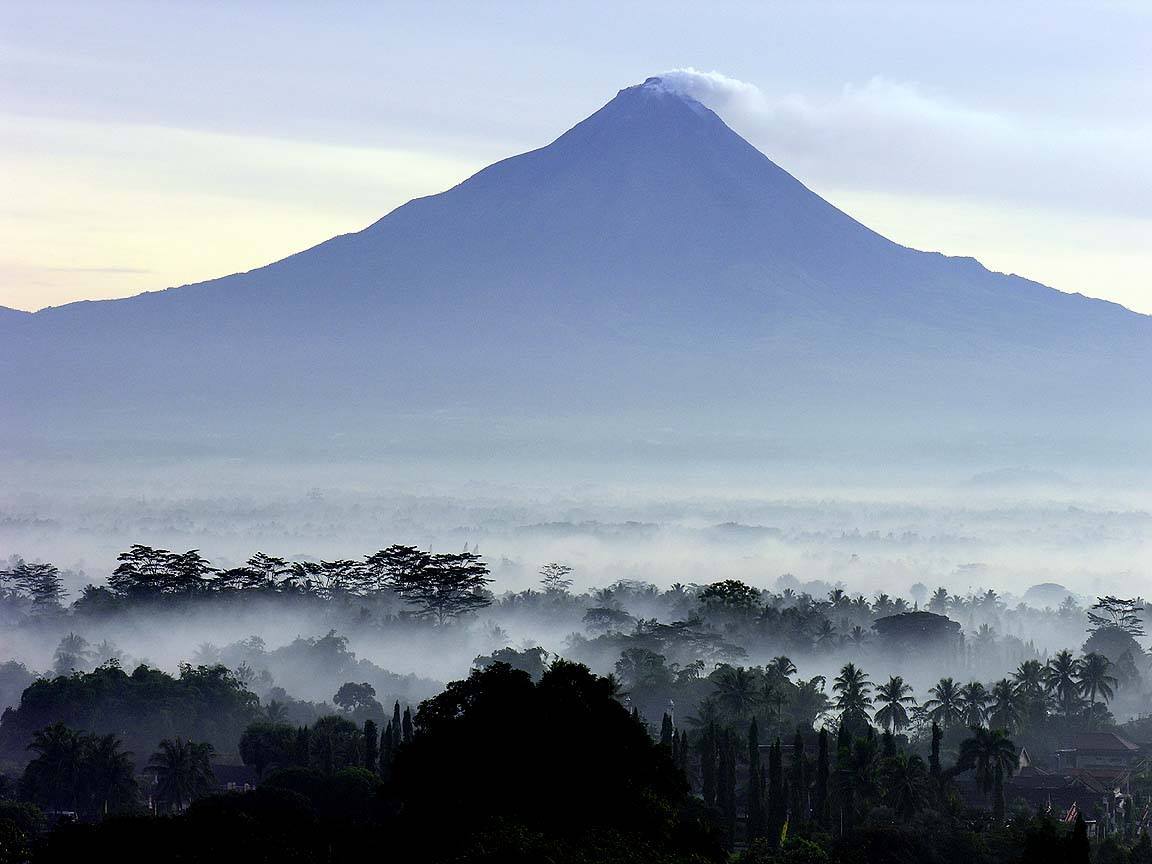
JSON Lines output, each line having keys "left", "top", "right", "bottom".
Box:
{"left": 659, "top": 67, "right": 1152, "bottom": 219}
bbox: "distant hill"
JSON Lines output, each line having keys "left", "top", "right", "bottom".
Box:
{"left": 2, "top": 77, "right": 1148, "bottom": 463}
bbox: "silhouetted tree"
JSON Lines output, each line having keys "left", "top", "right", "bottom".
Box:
{"left": 147, "top": 737, "right": 215, "bottom": 812}
{"left": 813, "top": 727, "right": 830, "bottom": 828}
{"left": 747, "top": 717, "right": 766, "bottom": 841}
{"left": 700, "top": 721, "right": 718, "bottom": 807}
{"left": 363, "top": 719, "right": 379, "bottom": 772}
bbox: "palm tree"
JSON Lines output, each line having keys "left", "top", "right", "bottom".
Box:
{"left": 924, "top": 677, "right": 964, "bottom": 730}
{"left": 147, "top": 737, "right": 215, "bottom": 813}
{"left": 712, "top": 666, "right": 760, "bottom": 722}
{"left": 768, "top": 656, "right": 797, "bottom": 679}
{"left": 79, "top": 733, "right": 136, "bottom": 818}
{"left": 882, "top": 752, "right": 929, "bottom": 818}
{"left": 1077, "top": 652, "right": 1118, "bottom": 714}
{"left": 1044, "top": 650, "right": 1083, "bottom": 720}
{"left": 788, "top": 676, "right": 831, "bottom": 729}
{"left": 958, "top": 681, "right": 991, "bottom": 728}
{"left": 1012, "top": 660, "right": 1044, "bottom": 696}
{"left": 25, "top": 723, "right": 84, "bottom": 812}
{"left": 958, "top": 726, "right": 1017, "bottom": 822}
{"left": 833, "top": 663, "right": 873, "bottom": 728}
{"left": 874, "top": 676, "right": 916, "bottom": 733}
{"left": 988, "top": 679, "right": 1021, "bottom": 732}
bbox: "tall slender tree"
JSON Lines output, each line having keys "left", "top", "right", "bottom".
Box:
{"left": 363, "top": 719, "right": 379, "bottom": 771}
{"left": 813, "top": 727, "right": 830, "bottom": 828}
{"left": 746, "top": 717, "right": 766, "bottom": 841}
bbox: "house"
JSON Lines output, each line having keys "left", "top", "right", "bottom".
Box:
{"left": 1055, "top": 732, "right": 1144, "bottom": 773}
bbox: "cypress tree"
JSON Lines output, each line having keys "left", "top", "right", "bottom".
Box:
{"left": 767, "top": 738, "right": 786, "bottom": 846}
{"left": 1068, "top": 813, "right": 1091, "bottom": 864}
{"left": 835, "top": 721, "right": 854, "bottom": 835}
{"left": 660, "top": 712, "right": 674, "bottom": 750}
{"left": 993, "top": 764, "right": 1006, "bottom": 825}
{"left": 381, "top": 720, "right": 394, "bottom": 768}
{"left": 678, "top": 730, "right": 690, "bottom": 775}
{"left": 929, "top": 721, "right": 942, "bottom": 779}
{"left": 717, "top": 730, "right": 737, "bottom": 849}
{"left": 814, "top": 727, "right": 830, "bottom": 828}
{"left": 402, "top": 705, "right": 414, "bottom": 743}
{"left": 747, "top": 717, "right": 765, "bottom": 841}
{"left": 790, "top": 728, "right": 806, "bottom": 834}
{"left": 293, "top": 726, "right": 310, "bottom": 768}
{"left": 700, "top": 721, "right": 718, "bottom": 807}
{"left": 363, "top": 719, "right": 379, "bottom": 771}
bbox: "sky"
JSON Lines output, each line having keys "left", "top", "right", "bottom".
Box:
{"left": 2, "top": 1, "right": 1150, "bottom": 314}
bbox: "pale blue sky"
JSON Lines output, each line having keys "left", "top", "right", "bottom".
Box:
{"left": 2, "top": 0, "right": 1149, "bottom": 312}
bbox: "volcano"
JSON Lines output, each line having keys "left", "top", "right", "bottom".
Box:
{"left": 2, "top": 77, "right": 1148, "bottom": 462}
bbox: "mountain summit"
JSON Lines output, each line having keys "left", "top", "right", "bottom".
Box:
{"left": 2, "top": 78, "right": 1148, "bottom": 461}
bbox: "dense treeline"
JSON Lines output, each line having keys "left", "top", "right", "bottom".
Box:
{"left": 2, "top": 544, "right": 1151, "bottom": 861}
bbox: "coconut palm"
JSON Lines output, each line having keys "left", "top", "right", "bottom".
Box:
{"left": 79, "top": 733, "right": 136, "bottom": 818}
{"left": 1012, "top": 660, "right": 1045, "bottom": 697}
{"left": 882, "top": 752, "right": 929, "bottom": 818}
{"left": 768, "top": 656, "right": 797, "bottom": 679}
{"left": 958, "top": 726, "right": 1017, "bottom": 822}
{"left": 712, "top": 666, "right": 761, "bottom": 722}
{"left": 833, "top": 662, "right": 873, "bottom": 728}
{"left": 787, "top": 676, "right": 831, "bottom": 729}
{"left": 924, "top": 677, "right": 964, "bottom": 730}
{"left": 25, "top": 723, "right": 84, "bottom": 812}
{"left": 1077, "top": 652, "right": 1118, "bottom": 712}
{"left": 147, "top": 737, "right": 215, "bottom": 813}
{"left": 1044, "top": 650, "right": 1084, "bottom": 719}
{"left": 958, "top": 681, "right": 991, "bottom": 728}
{"left": 874, "top": 676, "right": 916, "bottom": 734}
{"left": 988, "top": 679, "right": 1022, "bottom": 732}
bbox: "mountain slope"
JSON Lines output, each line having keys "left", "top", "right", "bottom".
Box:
{"left": 2, "top": 77, "right": 1148, "bottom": 460}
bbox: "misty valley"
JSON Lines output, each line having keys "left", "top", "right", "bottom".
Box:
{"left": 1, "top": 516, "right": 1150, "bottom": 863}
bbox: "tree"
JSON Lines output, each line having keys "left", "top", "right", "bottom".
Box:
{"left": 22, "top": 723, "right": 83, "bottom": 812}
{"left": 78, "top": 733, "right": 137, "bottom": 818}
{"left": 1087, "top": 596, "right": 1145, "bottom": 637}
{"left": 989, "top": 678, "right": 1022, "bottom": 731}
{"left": 789, "top": 729, "right": 806, "bottom": 834}
{"left": 747, "top": 717, "right": 766, "bottom": 841}
{"left": 699, "top": 580, "right": 762, "bottom": 616}
{"left": 881, "top": 752, "right": 928, "bottom": 819}
{"left": 873, "top": 676, "right": 915, "bottom": 733}
{"left": 147, "top": 737, "right": 215, "bottom": 812}
{"left": 712, "top": 665, "right": 761, "bottom": 722}
{"left": 7, "top": 561, "right": 66, "bottom": 608}
{"left": 1068, "top": 813, "right": 1091, "bottom": 864}
{"left": 832, "top": 663, "right": 873, "bottom": 731}
{"left": 239, "top": 722, "right": 295, "bottom": 778}
{"left": 386, "top": 550, "right": 492, "bottom": 624}
{"left": 813, "top": 727, "right": 830, "bottom": 827}
{"left": 363, "top": 719, "right": 379, "bottom": 771}
{"left": 767, "top": 738, "right": 786, "bottom": 846}
{"left": 958, "top": 681, "right": 991, "bottom": 727}
{"left": 307, "top": 716, "right": 362, "bottom": 775}
{"left": 244, "top": 552, "right": 292, "bottom": 591}
{"left": 402, "top": 706, "right": 413, "bottom": 743}
{"left": 1078, "top": 651, "right": 1118, "bottom": 713}
{"left": 660, "top": 712, "right": 674, "bottom": 751}
{"left": 1045, "top": 650, "right": 1084, "bottom": 719}
{"left": 538, "top": 562, "right": 574, "bottom": 593}
{"left": 615, "top": 647, "right": 674, "bottom": 692}
{"left": 332, "top": 682, "right": 383, "bottom": 715}
{"left": 699, "top": 721, "right": 717, "bottom": 807}
{"left": 957, "top": 726, "right": 1016, "bottom": 819}
{"left": 925, "top": 677, "right": 964, "bottom": 730}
